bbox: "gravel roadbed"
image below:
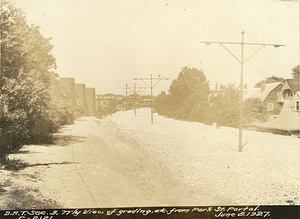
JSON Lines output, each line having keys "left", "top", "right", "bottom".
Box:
{"left": 110, "top": 108, "right": 300, "bottom": 205}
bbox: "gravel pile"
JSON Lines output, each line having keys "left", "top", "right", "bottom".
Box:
{"left": 110, "top": 108, "right": 299, "bottom": 205}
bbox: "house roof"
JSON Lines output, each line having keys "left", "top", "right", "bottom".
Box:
{"left": 257, "top": 114, "right": 300, "bottom": 131}
{"left": 253, "top": 82, "right": 283, "bottom": 102}
{"left": 286, "top": 79, "right": 300, "bottom": 94}
{"left": 243, "top": 87, "right": 259, "bottom": 99}
{"left": 292, "top": 92, "right": 300, "bottom": 102}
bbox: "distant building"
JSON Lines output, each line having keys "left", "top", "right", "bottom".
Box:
{"left": 116, "top": 95, "right": 124, "bottom": 111}
{"left": 59, "top": 77, "right": 96, "bottom": 117}
{"left": 276, "top": 79, "right": 299, "bottom": 116}
{"left": 75, "top": 84, "right": 89, "bottom": 116}
{"left": 257, "top": 79, "right": 300, "bottom": 132}
{"left": 59, "top": 77, "right": 76, "bottom": 106}
{"left": 138, "top": 96, "right": 152, "bottom": 108}
{"left": 253, "top": 81, "right": 284, "bottom": 119}
{"left": 86, "top": 88, "right": 96, "bottom": 116}
{"left": 95, "top": 94, "right": 119, "bottom": 117}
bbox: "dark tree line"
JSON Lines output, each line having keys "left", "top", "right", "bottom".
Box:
{"left": 0, "top": 0, "right": 73, "bottom": 161}
{"left": 254, "top": 65, "right": 299, "bottom": 87}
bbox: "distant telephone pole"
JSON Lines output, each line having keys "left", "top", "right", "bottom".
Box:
{"left": 133, "top": 75, "right": 169, "bottom": 124}
{"left": 123, "top": 84, "right": 128, "bottom": 110}
{"left": 199, "top": 30, "right": 284, "bottom": 152}
{"left": 134, "top": 83, "right": 137, "bottom": 116}
{"left": 124, "top": 83, "right": 145, "bottom": 114}
{"left": 133, "top": 83, "right": 146, "bottom": 116}
{"left": 125, "top": 84, "right": 128, "bottom": 97}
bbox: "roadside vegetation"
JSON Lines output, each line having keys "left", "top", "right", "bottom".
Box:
{"left": 0, "top": 0, "right": 73, "bottom": 163}
{"left": 154, "top": 66, "right": 268, "bottom": 128}
{"left": 154, "top": 65, "right": 299, "bottom": 129}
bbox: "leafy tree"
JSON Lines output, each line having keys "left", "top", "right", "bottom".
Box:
{"left": 254, "top": 76, "right": 285, "bottom": 88}
{"left": 154, "top": 66, "right": 269, "bottom": 129}
{"left": 180, "top": 85, "right": 210, "bottom": 121}
{"left": 104, "top": 99, "right": 117, "bottom": 115}
{"left": 141, "top": 95, "right": 152, "bottom": 99}
{"left": 154, "top": 91, "right": 176, "bottom": 116}
{"left": 243, "top": 97, "right": 268, "bottom": 125}
{"left": 186, "top": 90, "right": 211, "bottom": 124}
{"left": 291, "top": 65, "right": 299, "bottom": 80}
{"left": 128, "top": 93, "right": 140, "bottom": 98}
{"left": 208, "top": 85, "right": 268, "bottom": 128}
{"left": 208, "top": 83, "right": 239, "bottom": 127}
{"left": 169, "top": 66, "right": 208, "bottom": 103}
{"left": 167, "top": 66, "right": 210, "bottom": 119}
{"left": 0, "top": 0, "right": 72, "bottom": 152}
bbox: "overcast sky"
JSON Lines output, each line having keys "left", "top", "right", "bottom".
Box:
{"left": 14, "top": 0, "right": 299, "bottom": 96}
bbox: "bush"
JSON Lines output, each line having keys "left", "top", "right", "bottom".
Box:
{"left": 0, "top": 1, "right": 74, "bottom": 162}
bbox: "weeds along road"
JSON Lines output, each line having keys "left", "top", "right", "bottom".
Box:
{"left": 0, "top": 116, "right": 225, "bottom": 209}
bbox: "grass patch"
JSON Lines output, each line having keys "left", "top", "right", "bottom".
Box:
{"left": 5, "top": 188, "right": 61, "bottom": 210}
{"left": 3, "top": 159, "right": 29, "bottom": 171}
{"left": 3, "top": 159, "right": 75, "bottom": 171}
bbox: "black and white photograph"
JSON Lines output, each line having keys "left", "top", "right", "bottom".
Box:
{"left": 0, "top": 0, "right": 299, "bottom": 218}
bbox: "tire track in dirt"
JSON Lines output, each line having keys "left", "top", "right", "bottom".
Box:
{"left": 70, "top": 130, "right": 98, "bottom": 206}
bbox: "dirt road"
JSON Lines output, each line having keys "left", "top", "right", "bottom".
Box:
{"left": 0, "top": 116, "right": 225, "bottom": 209}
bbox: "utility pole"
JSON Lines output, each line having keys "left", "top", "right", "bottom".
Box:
{"left": 123, "top": 84, "right": 128, "bottom": 111}
{"left": 199, "top": 30, "right": 284, "bottom": 152}
{"left": 133, "top": 75, "right": 169, "bottom": 124}
{"left": 124, "top": 84, "right": 146, "bottom": 114}
{"left": 134, "top": 83, "right": 137, "bottom": 116}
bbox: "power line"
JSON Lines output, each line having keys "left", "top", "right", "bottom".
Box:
{"left": 123, "top": 83, "right": 146, "bottom": 115}
{"left": 133, "top": 75, "right": 169, "bottom": 124}
{"left": 124, "top": 84, "right": 146, "bottom": 96}
{"left": 154, "top": 47, "right": 207, "bottom": 76}
{"left": 199, "top": 30, "right": 284, "bottom": 152}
